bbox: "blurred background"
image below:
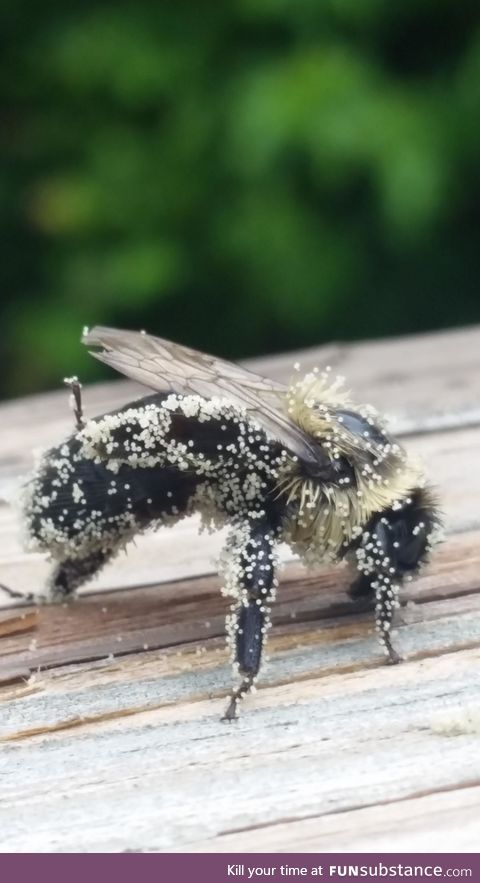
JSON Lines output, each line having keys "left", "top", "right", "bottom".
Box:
{"left": 1, "top": 0, "right": 479, "bottom": 399}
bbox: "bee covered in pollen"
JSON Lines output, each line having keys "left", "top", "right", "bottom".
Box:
{"left": 20, "top": 327, "right": 441, "bottom": 719}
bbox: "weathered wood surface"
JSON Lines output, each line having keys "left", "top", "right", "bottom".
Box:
{"left": 0, "top": 325, "right": 479, "bottom": 853}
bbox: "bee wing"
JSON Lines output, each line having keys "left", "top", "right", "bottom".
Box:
{"left": 82, "top": 326, "right": 326, "bottom": 470}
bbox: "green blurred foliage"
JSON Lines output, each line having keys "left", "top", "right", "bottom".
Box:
{"left": 1, "top": 0, "right": 479, "bottom": 397}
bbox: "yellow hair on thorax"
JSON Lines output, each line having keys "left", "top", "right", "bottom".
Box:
{"left": 277, "top": 370, "right": 425, "bottom": 562}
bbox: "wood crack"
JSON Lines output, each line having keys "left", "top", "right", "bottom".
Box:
{"left": 219, "top": 780, "right": 480, "bottom": 838}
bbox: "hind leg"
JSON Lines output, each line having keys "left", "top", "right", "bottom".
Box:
{"left": 0, "top": 583, "right": 36, "bottom": 604}
{"left": 0, "top": 548, "right": 114, "bottom": 605}
{"left": 46, "top": 548, "right": 113, "bottom": 602}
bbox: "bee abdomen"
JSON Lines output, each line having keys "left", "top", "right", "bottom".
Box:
{"left": 23, "top": 436, "right": 200, "bottom": 560}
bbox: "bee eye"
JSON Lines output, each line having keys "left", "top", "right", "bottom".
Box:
{"left": 335, "top": 409, "right": 388, "bottom": 447}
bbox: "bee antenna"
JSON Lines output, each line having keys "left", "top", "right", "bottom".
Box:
{"left": 64, "top": 376, "right": 85, "bottom": 431}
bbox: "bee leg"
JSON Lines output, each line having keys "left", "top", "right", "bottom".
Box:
{"left": 354, "top": 500, "right": 437, "bottom": 664}
{"left": 373, "top": 575, "right": 402, "bottom": 665}
{"left": 0, "top": 583, "right": 35, "bottom": 604}
{"left": 354, "top": 516, "right": 403, "bottom": 664}
{"left": 64, "top": 376, "right": 85, "bottom": 430}
{"left": 372, "top": 503, "right": 437, "bottom": 663}
{"left": 46, "top": 549, "right": 112, "bottom": 603}
{"left": 222, "top": 522, "right": 277, "bottom": 721}
{"left": 222, "top": 673, "right": 256, "bottom": 722}
{"left": 348, "top": 573, "right": 374, "bottom": 600}
{"left": 222, "top": 599, "right": 268, "bottom": 721}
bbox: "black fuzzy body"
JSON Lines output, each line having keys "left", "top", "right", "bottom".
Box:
{"left": 22, "top": 388, "right": 440, "bottom": 715}
{"left": 23, "top": 393, "right": 290, "bottom": 596}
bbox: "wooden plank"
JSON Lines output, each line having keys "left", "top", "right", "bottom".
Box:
{"left": 0, "top": 647, "right": 479, "bottom": 851}
{"left": 2, "top": 590, "right": 480, "bottom": 734}
{"left": 0, "top": 610, "right": 38, "bottom": 639}
{"left": 186, "top": 786, "right": 480, "bottom": 853}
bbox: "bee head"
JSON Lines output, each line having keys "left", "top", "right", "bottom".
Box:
{"left": 287, "top": 370, "right": 404, "bottom": 485}
{"left": 281, "top": 369, "right": 432, "bottom": 557}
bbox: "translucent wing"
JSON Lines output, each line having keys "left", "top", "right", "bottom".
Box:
{"left": 82, "top": 326, "right": 326, "bottom": 469}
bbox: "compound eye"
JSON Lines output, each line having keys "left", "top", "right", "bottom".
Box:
{"left": 335, "top": 409, "right": 388, "bottom": 447}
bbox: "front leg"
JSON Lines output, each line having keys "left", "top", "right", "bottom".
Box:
{"left": 220, "top": 519, "right": 278, "bottom": 720}
{"left": 351, "top": 499, "right": 436, "bottom": 663}
{"left": 351, "top": 516, "right": 404, "bottom": 663}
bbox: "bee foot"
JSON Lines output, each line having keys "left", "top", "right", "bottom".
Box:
{"left": 221, "top": 674, "right": 256, "bottom": 721}
{"left": 385, "top": 639, "right": 403, "bottom": 665}
{"left": 0, "top": 584, "right": 36, "bottom": 604}
{"left": 222, "top": 697, "right": 239, "bottom": 722}
{"left": 387, "top": 651, "right": 403, "bottom": 665}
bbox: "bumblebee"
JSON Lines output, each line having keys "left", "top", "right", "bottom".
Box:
{"left": 20, "top": 327, "right": 440, "bottom": 719}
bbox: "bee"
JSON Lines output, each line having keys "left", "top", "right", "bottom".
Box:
{"left": 20, "top": 327, "right": 440, "bottom": 719}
